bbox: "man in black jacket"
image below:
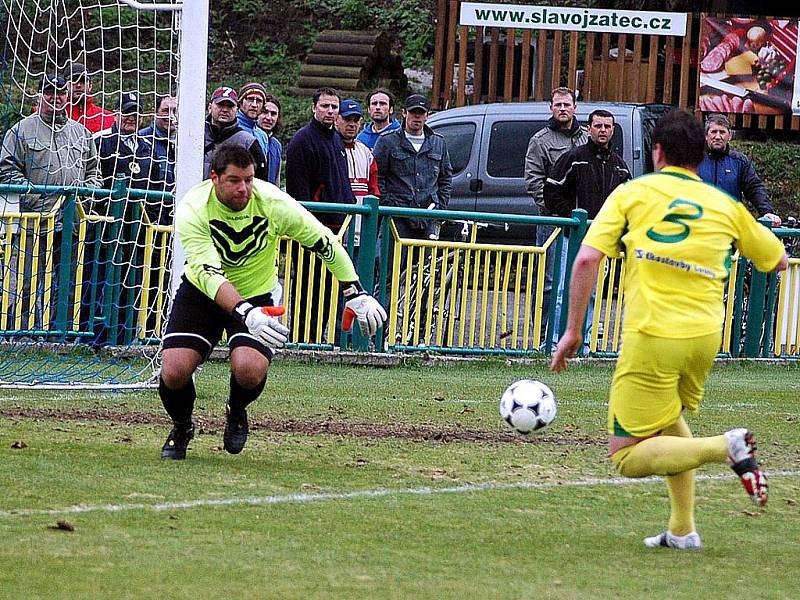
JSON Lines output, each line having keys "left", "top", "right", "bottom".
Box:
{"left": 284, "top": 87, "right": 356, "bottom": 344}
{"left": 203, "top": 86, "right": 268, "bottom": 181}
{"left": 544, "top": 109, "right": 631, "bottom": 353}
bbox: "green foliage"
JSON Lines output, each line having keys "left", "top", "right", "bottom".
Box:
{"left": 732, "top": 140, "right": 800, "bottom": 217}
{"left": 242, "top": 42, "right": 300, "bottom": 87}
{"left": 374, "top": 0, "right": 435, "bottom": 68}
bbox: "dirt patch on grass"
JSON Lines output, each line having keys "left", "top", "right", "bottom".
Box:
{"left": 0, "top": 407, "right": 601, "bottom": 446}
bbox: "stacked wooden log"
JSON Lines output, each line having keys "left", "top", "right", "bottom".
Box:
{"left": 293, "top": 30, "right": 407, "bottom": 97}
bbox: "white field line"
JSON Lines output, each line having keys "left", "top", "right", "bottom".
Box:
{"left": 2, "top": 470, "right": 799, "bottom": 519}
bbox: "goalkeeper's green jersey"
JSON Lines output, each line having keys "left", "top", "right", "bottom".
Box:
{"left": 176, "top": 178, "right": 358, "bottom": 301}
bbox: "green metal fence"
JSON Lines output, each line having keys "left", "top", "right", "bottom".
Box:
{"left": 1, "top": 185, "right": 797, "bottom": 359}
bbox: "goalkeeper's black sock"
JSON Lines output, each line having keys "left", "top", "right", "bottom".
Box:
{"left": 228, "top": 373, "right": 266, "bottom": 413}
{"left": 159, "top": 375, "right": 196, "bottom": 425}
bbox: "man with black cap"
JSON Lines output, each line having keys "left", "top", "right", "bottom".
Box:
{"left": 95, "top": 91, "right": 154, "bottom": 193}
{"left": 373, "top": 93, "right": 452, "bottom": 240}
{"left": 64, "top": 62, "right": 115, "bottom": 134}
{"left": 204, "top": 86, "right": 268, "bottom": 181}
{"left": 92, "top": 91, "right": 157, "bottom": 342}
{"left": 0, "top": 73, "right": 101, "bottom": 333}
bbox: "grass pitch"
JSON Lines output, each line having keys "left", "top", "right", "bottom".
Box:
{"left": 1, "top": 359, "right": 799, "bottom": 599}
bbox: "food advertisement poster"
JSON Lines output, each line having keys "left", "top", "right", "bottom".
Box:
{"left": 699, "top": 17, "right": 800, "bottom": 115}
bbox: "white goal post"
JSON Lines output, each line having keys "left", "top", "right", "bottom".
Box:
{"left": 0, "top": 0, "right": 208, "bottom": 388}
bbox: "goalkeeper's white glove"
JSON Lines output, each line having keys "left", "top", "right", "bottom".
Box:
{"left": 233, "top": 301, "right": 290, "bottom": 349}
{"left": 342, "top": 283, "right": 387, "bottom": 336}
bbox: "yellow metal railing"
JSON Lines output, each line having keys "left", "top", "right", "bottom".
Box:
{"left": 387, "top": 219, "right": 553, "bottom": 350}
{"left": 775, "top": 257, "right": 800, "bottom": 357}
{"left": 1, "top": 201, "right": 62, "bottom": 333}
{"left": 1, "top": 196, "right": 174, "bottom": 342}
{"left": 278, "top": 215, "right": 351, "bottom": 346}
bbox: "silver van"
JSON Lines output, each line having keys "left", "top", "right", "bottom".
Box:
{"left": 427, "top": 101, "right": 672, "bottom": 242}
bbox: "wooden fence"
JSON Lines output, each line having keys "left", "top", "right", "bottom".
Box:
{"left": 431, "top": 1, "right": 800, "bottom": 132}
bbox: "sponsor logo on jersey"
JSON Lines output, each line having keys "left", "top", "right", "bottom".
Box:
{"left": 209, "top": 216, "right": 270, "bottom": 266}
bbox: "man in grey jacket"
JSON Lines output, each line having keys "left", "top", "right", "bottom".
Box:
{"left": 0, "top": 73, "right": 101, "bottom": 336}
{"left": 373, "top": 94, "right": 453, "bottom": 240}
{"left": 523, "top": 87, "right": 587, "bottom": 344}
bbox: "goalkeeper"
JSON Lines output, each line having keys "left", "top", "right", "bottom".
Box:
{"left": 550, "top": 109, "right": 787, "bottom": 549}
{"left": 160, "top": 144, "right": 386, "bottom": 460}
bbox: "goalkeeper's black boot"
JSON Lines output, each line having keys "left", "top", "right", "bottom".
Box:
{"left": 161, "top": 421, "right": 195, "bottom": 460}
{"left": 223, "top": 404, "right": 249, "bottom": 455}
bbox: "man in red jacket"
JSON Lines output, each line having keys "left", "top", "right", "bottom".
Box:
{"left": 64, "top": 62, "right": 114, "bottom": 133}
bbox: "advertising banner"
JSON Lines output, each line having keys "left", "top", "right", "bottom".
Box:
{"left": 459, "top": 3, "right": 687, "bottom": 37}
{"left": 699, "top": 17, "right": 800, "bottom": 115}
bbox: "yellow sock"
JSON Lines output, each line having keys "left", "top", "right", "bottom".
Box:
{"left": 613, "top": 430, "right": 728, "bottom": 478}
{"left": 611, "top": 416, "right": 730, "bottom": 537}
{"left": 666, "top": 470, "right": 695, "bottom": 536}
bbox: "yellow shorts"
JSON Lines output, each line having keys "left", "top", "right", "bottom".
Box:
{"left": 607, "top": 330, "right": 720, "bottom": 438}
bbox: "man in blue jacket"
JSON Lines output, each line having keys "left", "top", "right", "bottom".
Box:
{"left": 357, "top": 88, "right": 401, "bottom": 150}
{"left": 698, "top": 114, "right": 781, "bottom": 227}
{"left": 236, "top": 82, "right": 280, "bottom": 186}
{"left": 138, "top": 94, "right": 177, "bottom": 220}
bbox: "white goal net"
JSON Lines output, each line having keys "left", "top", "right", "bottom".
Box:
{"left": 0, "top": 0, "right": 187, "bottom": 387}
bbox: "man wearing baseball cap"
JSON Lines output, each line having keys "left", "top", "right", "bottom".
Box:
{"left": 95, "top": 91, "right": 153, "bottom": 192}
{"left": 93, "top": 91, "right": 156, "bottom": 342}
{"left": 63, "top": 62, "right": 115, "bottom": 133}
{"left": 335, "top": 98, "right": 379, "bottom": 248}
{"left": 204, "top": 86, "right": 268, "bottom": 181}
{"left": 235, "top": 82, "right": 279, "bottom": 185}
{"left": 0, "top": 72, "right": 101, "bottom": 335}
{"left": 373, "top": 93, "right": 452, "bottom": 240}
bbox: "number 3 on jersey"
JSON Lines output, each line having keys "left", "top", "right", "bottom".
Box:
{"left": 646, "top": 199, "right": 704, "bottom": 243}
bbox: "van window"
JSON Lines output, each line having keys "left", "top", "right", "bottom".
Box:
{"left": 487, "top": 121, "right": 546, "bottom": 177}
{"left": 431, "top": 122, "right": 476, "bottom": 174}
{"left": 607, "top": 124, "right": 624, "bottom": 161}
{"left": 487, "top": 120, "right": 626, "bottom": 178}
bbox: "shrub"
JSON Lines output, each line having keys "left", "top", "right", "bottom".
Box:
{"left": 732, "top": 140, "right": 800, "bottom": 218}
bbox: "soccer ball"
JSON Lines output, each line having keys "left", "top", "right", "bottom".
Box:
{"left": 499, "top": 379, "right": 557, "bottom": 434}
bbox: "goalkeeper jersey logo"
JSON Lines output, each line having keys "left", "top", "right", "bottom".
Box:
{"left": 209, "top": 216, "right": 270, "bottom": 267}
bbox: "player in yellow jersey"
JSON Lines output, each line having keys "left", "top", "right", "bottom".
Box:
{"left": 159, "top": 144, "right": 386, "bottom": 460}
{"left": 551, "top": 109, "right": 788, "bottom": 550}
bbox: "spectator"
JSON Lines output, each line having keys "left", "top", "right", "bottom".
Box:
{"left": 138, "top": 94, "right": 178, "bottom": 340}
{"left": 95, "top": 92, "right": 153, "bottom": 194}
{"left": 64, "top": 62, "right": 115, "bottom": 134}
{"left": 544, "top": 109, "right": 631, "bottom": 352}
{"left": 357, "top": 88, "right": 401, "bottom": 150}
{"left": 286, "top": 87, "right": 355, "bottom": 229}
{"left": 523, "top": 87, "right": 588, "bottom": 342}
{"left": 139, "top": 94, "right": 178, "bottom": 215}
{"left": 373, "top": 93, "right": 452, "bottom": 240}
{"left": 697, "top": 113, "right": 781, "bottom": 227}
{"left": 236, "top": 82, "right": 275, "bottom": 184}
{"left": 256, "top": 93, "right": 283, "bottom": 186}
{"left": 94, "top": 91, "right": 154, "bottom": 344}
{"left": 0, "top": 73, "right": 101, "bottom": 335}
{"left": 335, "top": 98, "right": 379, "bottom": 250}
{"left": 285, "top": 87, "right": 355, "bottom": 343}
{"left": 203, "top": 86, "right": 268, "bottom": 181}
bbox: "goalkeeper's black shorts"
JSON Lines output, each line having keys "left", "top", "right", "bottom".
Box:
{"left": 162, "top": 276, "right": 276, "bottom": 361}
